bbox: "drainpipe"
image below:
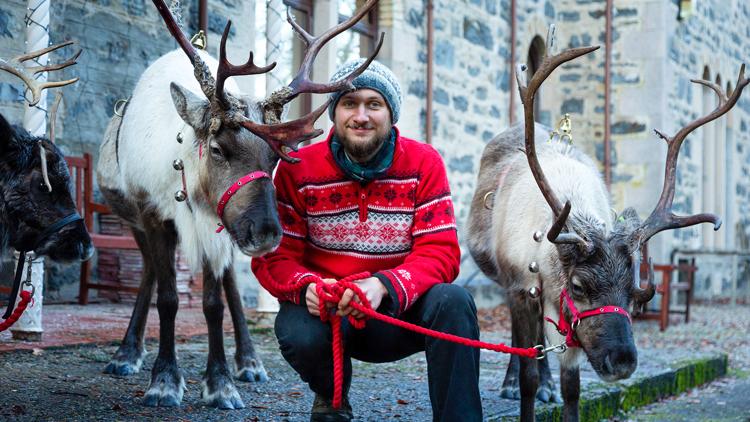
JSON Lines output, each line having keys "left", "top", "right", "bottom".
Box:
{"left": 509, "top": 0, "right": 516, "bottom": 125}
{"left": 199, "top": 0, "right": 208, "bottom": 42}
{"left": 425, "top": 0, "right": 434, "bottom": 144}
{"left": 604, "top": 0, "right": 613, "bottom": 189}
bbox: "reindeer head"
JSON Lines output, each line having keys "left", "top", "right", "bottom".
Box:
{"left": 517, "top": 26, "right": 748, "bottom": 381}
{"left": 0, "top": 42, "right": 92, "bottom": 262}
{"left": 152, "top": 0, "right": 382, "bottom": 256}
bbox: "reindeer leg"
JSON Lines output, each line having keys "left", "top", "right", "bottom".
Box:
{"left": 500, "top": 337, "right": 521, "bottom": 399}
{"left": 104, "top": 228, "right": 155, "bottom": 376}
{"left": 142, "top": 220, "right": 185, "bottom": 407}
{"left": 222, "top": 269, "right": 268, "bottom": 383}
{"left": 201, "top": 263, "right": 244, "bottom": 409}
{"left": 509, "top": 293, "right": 539, "bottom": 422}
{"left": 560, "top": 365, "right": 580, "bottom": 421}
{"left": 536, "top": 321, "right": 561, "bottom": 403}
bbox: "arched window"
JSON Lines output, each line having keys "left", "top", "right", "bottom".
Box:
{"left": 526, "top": 35, "right": 546, "bottom": 123}
{"left": 337, "top": 0, "right": 380, "bottom": 67}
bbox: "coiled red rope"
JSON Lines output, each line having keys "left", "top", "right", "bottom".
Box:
{"left": 269, "top": 271, "right": 539, "bottom": 409}
{"left": 0, "top": 290, "right": 33, "bottom": 332}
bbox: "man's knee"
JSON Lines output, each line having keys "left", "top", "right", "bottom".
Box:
{"left": 424, "top": 283, "right": 478, "bottom": 316}
{"left": 275, "top": 303, "right": 331, "bottom": 362}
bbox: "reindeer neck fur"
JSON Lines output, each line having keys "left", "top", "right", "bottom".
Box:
{"left": 98, "top": 49, "right": 260, "bottom": 277}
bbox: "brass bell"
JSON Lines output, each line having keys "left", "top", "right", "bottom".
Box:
{"left": 533, "top": 231, "right": 544, "bottom": 243}
{"left": 172, "top": 159, "right": 184, "bottom": 171}
{"left": 174, "top": 190, "right": 188, "bottom": 202}
{"left": 528, "top": 286, "right": 541, "bottom": 298}
{"left": 176, "top": 132, "right": 184, "bottom": 143}
{"left": 528, "top": 261, "right": 540, "bottom": 273}
{"left": 190, "top": 30, "right": 207, "bottom": 50}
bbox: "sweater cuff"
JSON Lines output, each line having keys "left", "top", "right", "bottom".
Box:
{"left": 373, "top": 272, "right": 400, "bottom": 317}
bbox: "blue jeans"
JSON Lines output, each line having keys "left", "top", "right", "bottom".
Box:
{"left": 274, "top": 283, "right": 482, "bottom": 422}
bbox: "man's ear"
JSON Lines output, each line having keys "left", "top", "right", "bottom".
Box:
{"left": 170, "top": 82, "right": 210, "bottom": 130}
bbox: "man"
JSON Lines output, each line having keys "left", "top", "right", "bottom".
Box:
{"left": 252, "top": 59, "right": 482, "bottom": 422}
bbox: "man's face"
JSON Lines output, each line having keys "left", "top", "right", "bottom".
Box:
{"left": 333, "top": 88, "right": 392, "bottom": 162}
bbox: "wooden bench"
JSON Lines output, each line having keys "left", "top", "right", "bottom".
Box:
{"left": 635, "top": 255, "right": 697, "bottom": 331}
{"left": 65, "top": 154, "right": 140, "bottom": 305}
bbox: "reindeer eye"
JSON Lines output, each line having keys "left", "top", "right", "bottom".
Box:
{"left": 209, "top": 144, "right": 224, "bottom": 159}
{"left": 570, "top": 281, "right": 585, "bottom": 296}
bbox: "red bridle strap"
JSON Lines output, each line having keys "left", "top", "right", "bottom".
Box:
{"left": 544, "top": 288, "right": 631, "bottom": 348}
{"left": 215, "top": 171, "right": 271, "bottom": 233}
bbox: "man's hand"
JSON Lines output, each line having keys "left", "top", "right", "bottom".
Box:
{"left": 305, "top": 278, "right": 337, "bottom": 316}
{"left": 337, "top": 276, "right": 388, "bottom": 319}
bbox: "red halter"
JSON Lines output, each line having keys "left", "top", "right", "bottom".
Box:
{"left": 215, "top": 171, "right": 271, "bottom": 233}
{"left": 544, "top": 288, "right": 631, "bottom": 348}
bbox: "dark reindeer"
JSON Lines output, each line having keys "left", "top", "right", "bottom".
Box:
{"left": 95, "top": 0, "right": 382, "bottom": 409}
{"left": 467, "top": 27, "right": 748, "bottom": 421}
{"left": 0, "top": 42, "right": 92, "bottom": 270}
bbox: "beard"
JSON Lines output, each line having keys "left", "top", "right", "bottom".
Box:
{"left": 336, "top": 125, "right": 392, "bottom": 163}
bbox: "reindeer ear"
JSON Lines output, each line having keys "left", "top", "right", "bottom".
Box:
{"left": 170, "top": 82, "right": 209, "bottom": 130}
{"left": 0, "top": 113, "right": 18, "bottom": 154}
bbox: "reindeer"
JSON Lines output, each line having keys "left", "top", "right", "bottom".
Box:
{"left": 95, "top": 0, "right": 383, "bottom": 409}
{"left": 0, "top": 42, "right": 92, "bottom": 305}
{"left": 467, "top": 27, "right": 748, "bottom": 421}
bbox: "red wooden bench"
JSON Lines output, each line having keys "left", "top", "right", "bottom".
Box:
{"left": 65, "top": 153, "right": 140, "bottom": 304}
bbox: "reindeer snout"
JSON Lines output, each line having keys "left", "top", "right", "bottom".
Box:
{"left": 248, "top": 219, "right": 282, "bottom": 249}
{"left": 603, "top": 345, "right": 637, "bottom": 380}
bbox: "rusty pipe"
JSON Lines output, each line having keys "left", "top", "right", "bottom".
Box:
{"left": 199, "top": 0, "right": 208, "bottom": 42}
{"left": 509, "top": 0, "right": 517, "bottom": 125}
{"left": 426, "top": 0, "right": 434, "bottom": 144}
{"left": 604, "top": 0, "right": 613, "bottom": 189}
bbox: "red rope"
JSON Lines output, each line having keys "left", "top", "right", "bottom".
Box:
{"left": 0, "top": 290, "right": 33, "bottom": 332}
{"left": 306, "top": 272, "right": 538, "bottom": 408}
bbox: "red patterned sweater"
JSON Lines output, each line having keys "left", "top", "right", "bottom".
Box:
{"left": 251, "top": 128, "right": 460, "bottom": 316}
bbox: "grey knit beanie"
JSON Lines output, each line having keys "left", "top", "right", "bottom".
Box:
{"left": 327, "top": 58, "right": 402, "bottom": 124}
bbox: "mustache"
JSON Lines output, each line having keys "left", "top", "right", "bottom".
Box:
{"left": 346, "top": 123, "right": 375, "bottom": 130}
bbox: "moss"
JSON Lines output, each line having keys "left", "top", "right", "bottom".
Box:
{"left": 498, "top": 355, "right": 729, "bottom": 422}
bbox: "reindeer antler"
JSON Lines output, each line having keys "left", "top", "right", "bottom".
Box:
{"left": 255, "top": 0, "right": 384, "bottom": 162}
{"left": 634, "top": 65, "right": 749, "bottom": 245}
{"left": 0, "top": 41, "right": 81, "bottom": 106}
{"left": 516, "top": 25, "right": 599, "bottom": 244}
{"left": 152, "top": 0, "right": 383, "bottom": 163}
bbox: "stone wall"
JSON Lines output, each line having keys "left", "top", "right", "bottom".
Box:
{"left": 0, "top": 0, "right": 254, "bottom": 296}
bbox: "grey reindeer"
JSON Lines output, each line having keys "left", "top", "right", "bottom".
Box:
{"left": 0, "top": 42, "right": 92, "bottom": 278}
{"left": 467, "top": 27, "right": 748, "bottom": 421}
{"left": 95, "top": 0, "right": 383, "bottom": 410}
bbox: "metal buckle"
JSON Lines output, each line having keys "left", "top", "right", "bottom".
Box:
{"left": 534, "top": 342, "right": 568, "bottom": 360}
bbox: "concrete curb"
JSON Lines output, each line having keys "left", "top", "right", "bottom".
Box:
{"left": 491, "top": 354, "right": 728, "bottom": 421}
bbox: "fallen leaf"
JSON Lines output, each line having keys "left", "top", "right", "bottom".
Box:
{"left": 397, "top": 399, "right": 409, "bottom": 405}
{"left": 288, "top": 391, "right": 303, "bottom": 397}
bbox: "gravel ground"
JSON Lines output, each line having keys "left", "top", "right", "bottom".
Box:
{"left": 0, "top": 304, "right": 746, "bottom": 421}
{"left": 617, "top": 304, "right": 750, "bottom": 422}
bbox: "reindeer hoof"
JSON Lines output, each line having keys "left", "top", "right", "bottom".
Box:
{"left": 500, "top": 386, "right": 520, "bottom": 400}
{"left": 202, "top": 380, "right": 245, "bottom": 409}
{"left": 537, "top": 380, "right": 561, "bottom": 403}
{"left": 236, "top": 361, "right": 269, "bottom": 383}
{"left": 104, "top": 346, "right": 145, "bottom": 376}
{"left": 104, "top": 360, "right": 141, "bottom": 376}
{"left": 143, "top": 369, "right": 185, "bottom": 407}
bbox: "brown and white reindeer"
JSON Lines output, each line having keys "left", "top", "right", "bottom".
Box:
{"left": 95, "top": 0, "right": 383, "bottom": 410}
{"left": 467, "top": 27, "right": 748, "bottom": 421}
{"left": 0, "top": 42, "right": 92, "bottom": 280}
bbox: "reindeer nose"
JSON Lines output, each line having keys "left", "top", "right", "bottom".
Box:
{"left": 604, "top": 346, "right": 637, "bottom": 379}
